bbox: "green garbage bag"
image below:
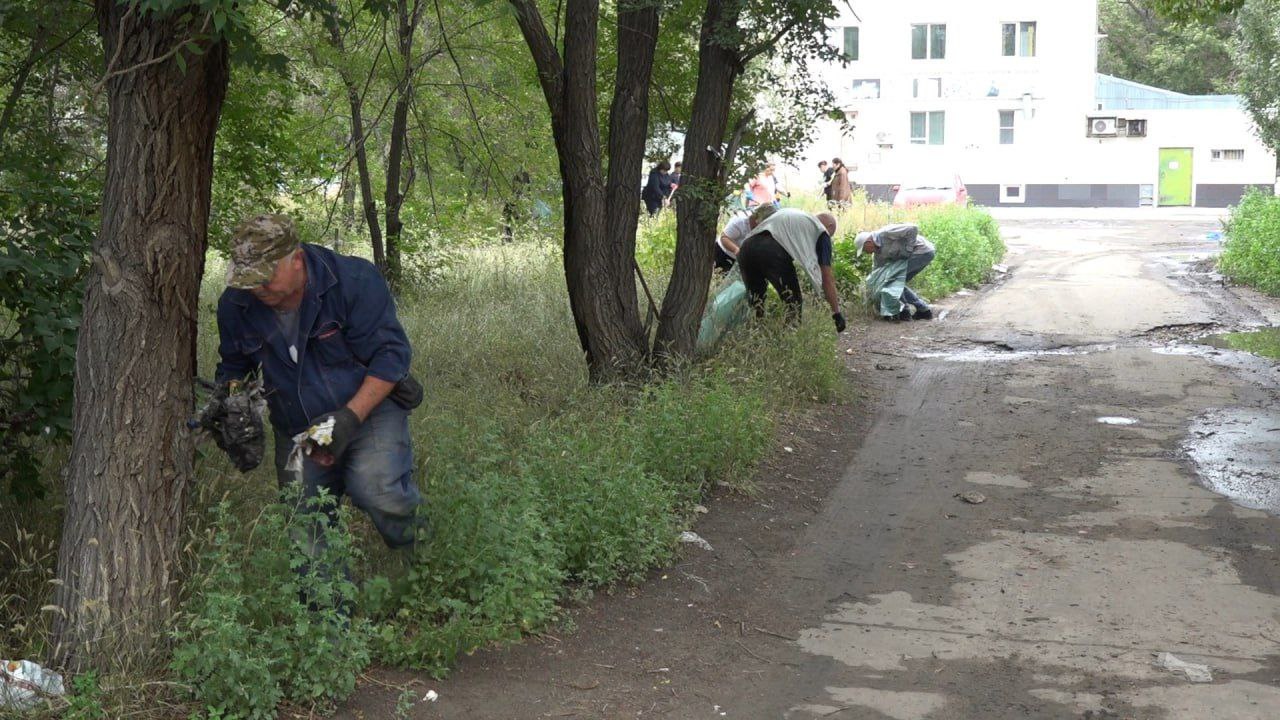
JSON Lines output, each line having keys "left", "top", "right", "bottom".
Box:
{"left": 864, "top": 259, "right": 910, "bottom": 318}
{"left": 696, "top": 278, "right": 751, "bottom": 352}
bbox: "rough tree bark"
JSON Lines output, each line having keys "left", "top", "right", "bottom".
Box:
{"left": 384, "top": 0, "right": 424, "bottom": 287}
{"left": 653, "top": 0, "right": 744, "bottom": 362}
{"left": 53, "top": 1, "right": 228, "bottom": 669}
{"left": 509, "top": 0, "right": 651, "bottom": 381}
{"left": 325, "top": 9, "right": 385, "bottom": 272}
{"left": 604, "top": 0, "right": 659, "bottom": 344}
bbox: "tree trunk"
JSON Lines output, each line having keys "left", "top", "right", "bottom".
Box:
{"left": 0, "top": 27, "right": 46, "bottom": 149}
{"left": 326, "top": 13, "right": 385, "bottom": 272}
{"left": 384, "top": 0, "right": 422, "bottom": 288}
{"left": 510, "top": 0, "right": 648, "bottom": 382}
{"left": 653, "top": 0, "right": 743, "bottom": 362}
{"left": 338, "top": 168, "right": 355, "bottom": 252}
{"left": 603, "top": 0, "right": 659, "bottom": 348}
{"left": 53, "top": 1, "right": 228, "bottom": 670}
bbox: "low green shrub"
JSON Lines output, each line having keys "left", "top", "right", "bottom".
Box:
{"left": 171, "top": 492, "right": 370, "bottom": 718}
{"left": 371, "top": 465, "right": 563, "bottom": 674}
{"left": 1221, "top": 189, "right": 1280, "bottom": 295}
{"left": 912, "top": 204, "right": 1005, "bottom": 300}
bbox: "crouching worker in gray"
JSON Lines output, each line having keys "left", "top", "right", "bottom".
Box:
{"left": 737, "top": 209, "right": 847, "bottom": 333}
{"left": 210, "top": 214, "right": 424, "bottom": 550}
{"left": 857, "top": 223, "right": 936, "bottom": 320}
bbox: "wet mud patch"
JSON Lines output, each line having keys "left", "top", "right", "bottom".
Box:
{"left": 1184, "top": 407, "right": 1280, "bottom": 516}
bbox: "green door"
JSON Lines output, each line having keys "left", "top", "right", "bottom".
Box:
{"left": 1158, "top": 148, "right": 1193, "bottom": 206}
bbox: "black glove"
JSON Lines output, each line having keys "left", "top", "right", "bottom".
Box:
{"left": 311, "top": 407, "right": 361, "bottom": 462}
{"left": 832, "top": 312, "right": 847, "bottom": 333}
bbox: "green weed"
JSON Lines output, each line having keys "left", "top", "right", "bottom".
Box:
{"left": 1221, "top": 189, "right": 1280, "bottom": 296}
{"left": 170, "top": 490, "right": 370, "bottom": 718}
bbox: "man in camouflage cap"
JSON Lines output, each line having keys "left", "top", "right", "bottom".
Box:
{"left": 211, "top": 213, "right": 424, "bottom": 552}
{"left": 225, "top": 214, "right": 301, "bottom": 289}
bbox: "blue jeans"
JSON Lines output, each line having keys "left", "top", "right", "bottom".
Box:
{"left": 273, "top": 400, "right": 423, "bottom": 549}
{"left": 901, "top": 250, "right": 935, "bottom": 310}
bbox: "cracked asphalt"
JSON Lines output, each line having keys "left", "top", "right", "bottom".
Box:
{"left": 343, "top": 209, "right": 1280, "bottom": 719}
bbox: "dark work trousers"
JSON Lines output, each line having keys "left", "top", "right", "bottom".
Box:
{"left": 901, "top": 249, "right": 936, "bottom": 310}
{"left": 737, "top": 232, "right": 803, "bottom": 322}
{"left": 714, "top": 244, "right": 736, "bottom": 273}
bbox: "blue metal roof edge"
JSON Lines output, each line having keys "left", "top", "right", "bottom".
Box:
{"left": 1095, "top": 73, "right": 1241, "bottom": 110}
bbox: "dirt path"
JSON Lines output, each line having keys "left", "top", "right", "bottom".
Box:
{"left": 343, "top": 211, "right": 1280, "bottom": 719}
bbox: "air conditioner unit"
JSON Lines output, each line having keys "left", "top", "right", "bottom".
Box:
{"left": 1089, "top": 117, "right": 1118, "bottom": 137}
{"left": 875, "top": 131, "right": 894, "bottom": 147}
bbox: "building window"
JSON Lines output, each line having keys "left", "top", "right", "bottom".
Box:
{"left": 1212, "top": 149, "right": 1245, "bottom": 161}
{"left": 911, "top": 24, "right": 946, "bottom": 59}
{"left": 910, "top": 111, "right": 945, "bottom": 145}
{"left": 1000, "top": 185, "right": 1025, "bottom": 204}
{"left": 913, "top": 77, "right": 942, "bottom": 99}
{"left": 843, "top": 27, "right": 859, "bottom": 61}
{"left": 1001, "top": 21, "right": 1036, "bottom": 56}
{"left": 851, "top": 79, "right": 881, "bottom": 99}
{"left": 999, "top": 110, "right": 1016, "bottom": 144}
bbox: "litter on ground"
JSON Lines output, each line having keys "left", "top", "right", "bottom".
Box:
{"left": 679, "top": 531, "right": 714, "bottom": 551}
{"left": 1154, "top": 652, "right": 1213, "bottom": 683}
{"left": 1, "top": 660, "right": 65, "bottom": 710}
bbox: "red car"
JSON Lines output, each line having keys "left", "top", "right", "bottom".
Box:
{"left": 891, "top": 174, "right": 968, "bottom": 208}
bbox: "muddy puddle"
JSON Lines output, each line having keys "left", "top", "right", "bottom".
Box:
{"left": 915, "top": 344, "right": 1114, "bottom": 363}
{"left": 1201, "top": 327, "right": 1280, "bottom": 360}
{"left": 1184, "top": 408, "right": 1280, "bottom": 516}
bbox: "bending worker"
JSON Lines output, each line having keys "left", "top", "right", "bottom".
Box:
{"left": 715, "top": 204, "right": 776, "bottom": 273}
{"left": 857, "top": 222, "right": 936, "bottom": 320}
{"left": 212, "top": 214, "right": 425, "bottom": 550}
{"left": 736, "top": 208, "right": 846, "bottom": 333}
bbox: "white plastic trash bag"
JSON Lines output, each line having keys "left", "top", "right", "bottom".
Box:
{"left": 1, "top": 660, "right": 65, "bottom": 710}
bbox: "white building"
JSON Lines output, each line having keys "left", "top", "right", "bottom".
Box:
{"left": 798, "top": 0, "right": 1276, "bottom": 208}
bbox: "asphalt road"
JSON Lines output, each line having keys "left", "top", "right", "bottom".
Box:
{"left": 344, "top": 211, "right": 1280, "bottom": 719}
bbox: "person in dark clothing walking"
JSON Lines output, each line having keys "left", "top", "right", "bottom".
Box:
{"left": 642, "top": 161, "right": 673, "bottom": 216}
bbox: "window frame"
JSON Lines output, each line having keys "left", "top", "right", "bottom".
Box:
{"left": 913, "top": 77, "right": 942, "bottom": 99}
{"left": 911, "top": 23, "right": 946, "bottom": 59}
{"left": 851, "top": 78, "right": 881, "bottom": 99}
{"left": 999, "top": 110, "right": 1016, "bottom": 144}
{"left": 910, "top": 111, "right": 946, "bottom": 145}
{"left": 1001, "top": 21, "right": 1037, "bottom": 57}
{"left": 843, "top": 26, "right": 860, "bottom": 61}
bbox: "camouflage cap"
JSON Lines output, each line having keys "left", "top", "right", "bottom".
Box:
{"left": 226, "top": 214, "right": 300, "bottom": 289}
{"left": 749, "top": 203, "right": 777, "bottom": 224}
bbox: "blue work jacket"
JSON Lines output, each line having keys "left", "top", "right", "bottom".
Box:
{"left": 214, "top": 244, "right": 412, "bottom": 436}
